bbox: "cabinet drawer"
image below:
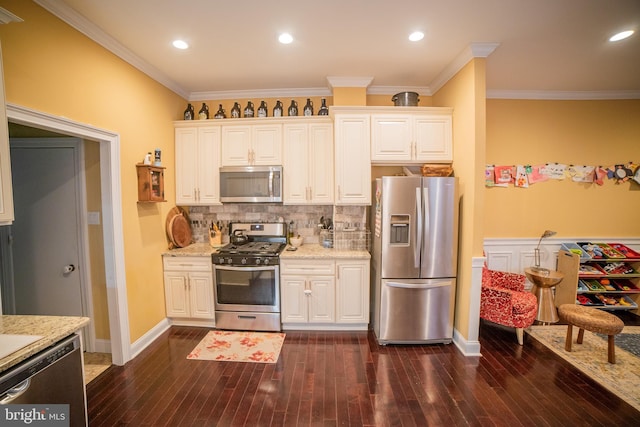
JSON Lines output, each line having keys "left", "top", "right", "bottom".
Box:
{"left": 163, "top": 256, "right": 212, "bottom": 272}
{"left": 281, "top": 259, "right": 335, "bottom": 275}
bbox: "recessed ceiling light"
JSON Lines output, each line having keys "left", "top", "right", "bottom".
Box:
{"left": 609, "top": 30, "right": 634, "bottom": 42}
{"left": 278, "top": 33, "right": 293, "bottom": 44}
{"left": 409, "top": 31, "right": 424, "bottom": 42}
{"left": 172, "top": 40, "right": 189, "bottom": 49}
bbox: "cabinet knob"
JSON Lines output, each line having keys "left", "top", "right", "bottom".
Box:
{"left": 304, "top": 289, "right": 312, "bottom": 295}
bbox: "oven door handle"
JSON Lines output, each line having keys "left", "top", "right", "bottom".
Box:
{"left": 214, "top": 265, "right": 277, "bottom": 272}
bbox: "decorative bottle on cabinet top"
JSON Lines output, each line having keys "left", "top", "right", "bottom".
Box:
{"left": 288, "top": 100, "right": 298, "bottom": 116}
{"left": 183, "top": 103, "right": 195, "bottom": 120}
{"left": 303, "top": 98, "right": 313, "bottom": 116}
{"left": 231, "top": 102, "right": 241, "bottom": 118}
{"left": 258, "top": 100, "right": 268, "bottom": 117}
{"left": 198, "top": 103, "right": 209, "bottom": 120}
{"left": 318, "top": 98, "right": 329, "bottom": 116}
{"left": 273, "top": 100, "right": 283, "bottom": 117}
{"left": 244, "top": 101, "right": 255, "bottom": 118}
{"left": 214, "top": 104, "right": 226, "bottom": 119}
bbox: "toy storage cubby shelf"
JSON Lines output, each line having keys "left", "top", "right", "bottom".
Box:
{"left": 555, "top": 245, "right": 640, "bottom": 315}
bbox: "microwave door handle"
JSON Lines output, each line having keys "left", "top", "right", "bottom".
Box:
{"left": 268, "top": 170, "right": 274, "bottom": 198}
{"left": 415, "top": 187, "right": 422, "bottom": 269}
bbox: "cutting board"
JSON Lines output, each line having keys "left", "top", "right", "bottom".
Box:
{"left": 165, "top": 207, "right": 192, "bottom": 248}
{"left": 0, "top": 334, "right": 44, "bottom": 359}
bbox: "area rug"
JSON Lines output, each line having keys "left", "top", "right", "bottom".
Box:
{"left": 527, "top": 325, "right": 640, "bottom": 412}
{"left": 186, "top": 330, "right": 285, "bottom": 363}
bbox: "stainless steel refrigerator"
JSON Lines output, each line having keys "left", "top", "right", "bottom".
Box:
{"left": 370, "top": 176, "right": 459, "bottom": 344}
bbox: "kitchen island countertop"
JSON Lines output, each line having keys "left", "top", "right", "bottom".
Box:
{"left": 280, "top": 243, "right": 370, "bottom": 259}
{"left": 0, "top": 315, "right": 90, "bottom": 373}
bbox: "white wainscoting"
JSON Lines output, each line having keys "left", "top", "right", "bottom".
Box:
{"left": 483, "top": 237, "right": 640, "bottom": 290}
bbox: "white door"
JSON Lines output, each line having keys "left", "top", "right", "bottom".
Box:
{"left": 10, "top": 141, "right": 86, "bottom": 319}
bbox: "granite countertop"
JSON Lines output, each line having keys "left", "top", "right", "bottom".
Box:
{"left": 0, "top": 315, "right": 90, "bottom": 373}
{"left": 280, "top": 243, "right": 370, "bottom": 259}
{"left": 162, "top": 242, "right": 218, "bottom": 257}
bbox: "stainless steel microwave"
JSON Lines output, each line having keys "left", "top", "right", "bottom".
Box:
{"left": 219, "top": 165, "right": 283, "bottom": 203}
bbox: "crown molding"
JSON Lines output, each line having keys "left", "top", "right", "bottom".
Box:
{"left": 367, "top": 86, "right": 432, "bottom": 96}
{"left": 429, "top": 42, "right": 500, "bottom": 94}
{"left": 487, "top": 89, "right": 640, "bottom": 100}
{"left": 0, "top": 6, "right": 22, "bottom": 24}
{"left": 326, "top": 76, "right": 374, "bottom": 88}
{"left": 189, "top": 87, "right": 332, "bottom": 102}
{"left": 34, "top": 0, "right": 189, "bottom": 99}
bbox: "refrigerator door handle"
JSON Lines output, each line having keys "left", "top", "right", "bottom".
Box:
{"left": 423, "top": 186, "right": 430, "bottom": 248}
{"left": 415, "top": 187, "right": 422, "bottom": 268}
{"left": 386, "top": 281, "right": 450, "bottom": 289}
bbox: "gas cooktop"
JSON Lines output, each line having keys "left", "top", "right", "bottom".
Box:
{"left": 217, "top": 241, "right": 285, "bottom": 255}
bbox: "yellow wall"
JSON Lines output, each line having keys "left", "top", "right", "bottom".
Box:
{"left": 432, "top": 59, "right": 486, "bottom": 339}
{"left": 486, "top": 99, "right": 640, "bottom": 238}
{"left": 0, "top": 0, "right": 186, "bottom": 342}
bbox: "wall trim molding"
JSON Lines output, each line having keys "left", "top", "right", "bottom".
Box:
{"left": 130, "top": 319, "right": 171, "bottom": 360}
{"left": 453, "top": 328, "right": 482, "bottom": 356}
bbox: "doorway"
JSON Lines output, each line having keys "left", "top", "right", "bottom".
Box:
{"left": 5, "top": 103, "right": 131, "bottom": 365}
{"left": 9, "top": 138, "right": 95, "bottom": 350}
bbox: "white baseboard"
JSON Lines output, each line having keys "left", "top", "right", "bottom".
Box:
{"left": 93, "top": 339, "right": 111, "bottom": 354}
{"left": 453, "top": 328, "right": 482, "bottom": 356}
{"left": 129, "top": 318, "right": 171, "bottom": 360}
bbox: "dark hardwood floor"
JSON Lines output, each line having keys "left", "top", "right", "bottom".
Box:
{"left": 87, "top": 318, "right": 640, "bottom": 426}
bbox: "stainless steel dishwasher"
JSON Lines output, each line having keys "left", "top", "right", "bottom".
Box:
{"left": 0, "top": 334, "right": 87, "bottom": 426}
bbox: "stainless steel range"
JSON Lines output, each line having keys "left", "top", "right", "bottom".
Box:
{"left": 211, "top": 222, "right": 286, "bottom": 331}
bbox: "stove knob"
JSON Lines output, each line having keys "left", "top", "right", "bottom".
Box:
{"left": 263, "top": 258, "right": 270, "bottom": 265}
{"left": 226, "top": 258, "right": 232, "bottom": 264}
{"left": 241, "top": 258, "right": 247, "bottom": 265}
{"left": 256, "top": 258, "right": 261, "bottom": 265}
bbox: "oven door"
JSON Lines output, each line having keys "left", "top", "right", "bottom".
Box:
{"left": 214, "top": 265, "right": 280, "bottom": 313}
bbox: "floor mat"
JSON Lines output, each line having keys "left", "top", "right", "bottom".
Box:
{"left": 187, "top": 330, "right": 285, "bottom": 364}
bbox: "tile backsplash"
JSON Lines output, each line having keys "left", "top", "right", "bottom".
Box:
{"left": 187, "top": 204, "right": 368, "bottom": 245}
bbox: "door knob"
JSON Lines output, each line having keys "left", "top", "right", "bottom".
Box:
{"left": 63, "top": 264, "right": 76, "bottom": 274}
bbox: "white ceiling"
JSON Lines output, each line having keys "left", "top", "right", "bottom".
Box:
{"left": 36, "top": 0, "right": 640, "bottom": 100}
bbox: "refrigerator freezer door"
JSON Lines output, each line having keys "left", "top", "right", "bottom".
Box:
{"left": 380, "top": 176, "right": 422, "bottom": 279}
{"left": 420, "top": 177, "right": 459, "bottom": 279}
{"left": 375, "top": 278, "right": 455, "bottom": 344}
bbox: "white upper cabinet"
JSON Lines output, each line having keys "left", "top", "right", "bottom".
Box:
{"left": 333, "top": 113, "right": 371, "bottom": 205}
{"left": 221, "top": 123, "right": 282, "bottom": 166}
{"left": 283, "top": 120, "right": 333, "bottom": 204}
{"left": 175, "top": 125, "right": 221, "bottom": 205}
{"left": 371, "top": 109, "right": 453, "bottom": 163}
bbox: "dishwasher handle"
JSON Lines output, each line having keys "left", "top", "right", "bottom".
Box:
{"left": 0, "top": 379, "right": 31, "bottom": 404}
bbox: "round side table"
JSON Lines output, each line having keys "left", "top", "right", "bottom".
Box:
{"left": 525, "top": 267, "right": 565, "bottom": 324}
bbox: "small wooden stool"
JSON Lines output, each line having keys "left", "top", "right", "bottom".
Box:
{"left": 557, "top": 304, "right": 624, "bottom": 364}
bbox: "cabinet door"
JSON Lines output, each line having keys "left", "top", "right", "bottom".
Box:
{"left": 336, "top": 261, "right": 370, "bottom": 323}
{"left": 334, "top": 115, "right": 371, "bottom": 205}
{"left": 221, "top": 125, "right": 252, "bottom": 165}
{"left": 252, "top": 124, "right": 282, "bottom": 165}
{"left": 370, "top": 115, "right": 412, "bottom": 162}
{"left": 188, "top": 271, "right": 214, "bottom": 318}
{"left": 164, "top": 272, "right": 189, "bottom": 317}
{"left": 283, "top": 124, "right": 309, "bottom": 203}
{"left": 414, "top": 115, "right": 452, "bottom": 162}
{"left": 197, "top": 127, "right": 221, "bottom": 204}
{"left": 308, "top": 123, "right": 334, "bottom": 204}
{"left": 175, "top": 127, "right": 199, "bottom": 205}
{"left": 308, "top": 276, "right": 335, "bottom": 323}
{"left": 281, "top": 276, "right": 308, "bottom": 323}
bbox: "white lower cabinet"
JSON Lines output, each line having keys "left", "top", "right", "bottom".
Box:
{"left": 163, "top": 256, "right": 215, "bottom": 323}
{"left": 280, "top": 258, "right": 369, "bottom": 330}
{"left": 336, "top": 260, "right": 370, "bottom": 324}
{"left": 280, "top": 259, "right": 335, "bottom": 324}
